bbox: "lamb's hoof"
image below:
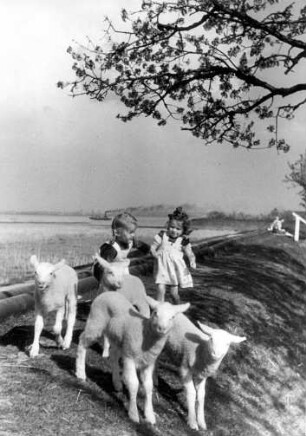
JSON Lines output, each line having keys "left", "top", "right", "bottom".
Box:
{"left": 145, "top": 415, "right": 156, "bottom": 426}
{"left": 62, "top": 340, "right": 71, "bottom": 350}
{"left": 55, "top": 338, "right": 64, "bottom": 349}
{"left": 102, "top": 350, "right": 110, "bottom": 358}
{"left": 28, "top": 345, "right": 39, "bottom": 358}
{"left": 29, "top": 351, "right": 39, "bottom": 358}
{"left": 143, "top": 422, "right": 157, "bottom": 433}
{"left": 128, "top": 411, "right": 140, "bottom": 423}
{"left": 187, "top": 421, "right": 199, "bottom": 431}
{"left": 198, "top": 422, "right": 207, "bottom": 431}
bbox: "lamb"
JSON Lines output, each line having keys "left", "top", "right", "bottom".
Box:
{"left": 94, "top": 253, "right": 150, "bottom": 317}
{"left": 93, "top": 253, "right": 150, "bottom": 357}
{"left": 75, "top": 291, "right": 190, "bottom": 424}
{"left": 29, "top": 255, "right": 78, "bottom": 358}
{"left": 163, "top": 314, "right": 246, "bottom": 430}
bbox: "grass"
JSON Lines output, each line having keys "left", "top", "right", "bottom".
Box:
{"left": 0, "top": 228, "right": 108, "bottom": 286}
{"left": 0, "top": 223, "right": 305, "bottom": 435}
{"left": 0, "top": 227, "right": 157, "bottom": 286}
{"left": 0, "top": 220, "right": 244, "bottom": 286}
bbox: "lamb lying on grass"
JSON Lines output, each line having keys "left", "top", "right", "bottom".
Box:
{"left": 76, "top": 292, "right": 190, "bottom": 424}
{"left": 29, "top": 255, "right": 78, "bottom": 358}
{"left": 164, "top": 315, "right": 246, "bottom": 430}
{"left": 93, "top": 253, "right": 150, "bottom": 357}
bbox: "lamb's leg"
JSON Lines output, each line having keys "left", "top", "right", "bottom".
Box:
{"left": 102, "top": 335, "right": 110, "bottom": 358}
{"left": 63, "top": 297, "right": 76, "bottom": 349}
{"left": 110, "top": 346, "right": 122, "bottom": 392}
{"left": 183, "top": 375, "right": 198, "bottom": 430}
{"left": 195, "top": 377, "right": 207, "bottom": 430}
{"left": 53, "top": 306, "right": 65, "bottom": 348}
{"left": 141, "top": 364, "right": 156, "bottom": 424}
{"left": 75, "top": 317, "right": 106, "bottom": 380}
{"left": 123, "top": 357, "right": 140, "bottom": 423}
{"left": 29, "top": 312, "right": 44, "bottom": 357}
{"left": 75, "top": 331, "right": 94, "bottom": 380}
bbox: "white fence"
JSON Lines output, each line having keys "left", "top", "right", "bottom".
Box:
{"left": 292, "top": 212, "right": 306, "bottom": 242}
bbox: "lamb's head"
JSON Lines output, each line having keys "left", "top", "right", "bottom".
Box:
{"left": 147, "top": 296, "right": 190, "bottom": 336}
{"left": 30, "top": 255, "right": 66, "bottom": 291}
{"left": 94, "top": 253, "right": 124, "bottom": 289}
{"left": 198, "top": 322, "right": 246, "bottom": 360}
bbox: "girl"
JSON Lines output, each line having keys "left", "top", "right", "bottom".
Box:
{"left": 150, "top": 207, "right": 196, "bottom": 303}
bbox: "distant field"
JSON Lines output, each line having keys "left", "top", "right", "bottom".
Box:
{"left": 0, "top": 216, "right": 259, "bottom": 286}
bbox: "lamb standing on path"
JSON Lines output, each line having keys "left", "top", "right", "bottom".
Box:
{"left": 164, "top": 315, "right": 246, "bottom": 430}
{"left": 76, "top": 292, "right": 190, "bottom": 424}
{"left": 29, "top": 255, "right": 78, "bottom": 358}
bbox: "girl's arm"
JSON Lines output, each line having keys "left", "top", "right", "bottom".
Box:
{"left": 150, "top": 233, "right": 162, "bottom": 259}
{"left": 183, "top": 243, "right": 197, "bottom": 269}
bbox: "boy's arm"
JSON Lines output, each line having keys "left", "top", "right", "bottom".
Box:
{"left": 132, "top": 239, "right": 151, "bottom": 256}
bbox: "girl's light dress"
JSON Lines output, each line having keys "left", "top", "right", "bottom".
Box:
{"left": 153, "top": 231, "right": 193, "bottom": 288}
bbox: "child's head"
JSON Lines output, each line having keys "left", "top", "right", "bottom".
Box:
{"left": 111, "top": 212, "right": 138, "bottom": 245}
{"left": 167, "top": 207, "right": 192, "bottom": 237}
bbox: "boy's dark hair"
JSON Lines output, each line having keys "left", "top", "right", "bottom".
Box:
{"left": 111, "top": 211, "right": 138, "bottom": 231}
{"left": 168, "top": 206, "right": 192, "bottom": 235}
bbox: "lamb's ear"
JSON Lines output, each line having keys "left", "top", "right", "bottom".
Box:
{"left": 54, "top": 259, "right": 66, "bottom": 271}
{"left": 174, "top": 302, "right": 190, "bottom": 315}
{"left": 197, "top": 322, "right": 215, "bottom": 337}
{"left": 30, "top": 255, "right": 39, "bottom": 269}
{"left": 229, "top": 334, "right": 246, "bottom": 344}
{"left": 146, "top": 295, "right": 159, "bottom": 309}
{"left": 94, "top": 253, "right": 111, "bottom": 270}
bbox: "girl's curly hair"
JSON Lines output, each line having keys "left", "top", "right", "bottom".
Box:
{"left": 168, "top": 207, "right": 192, "bottom": 235}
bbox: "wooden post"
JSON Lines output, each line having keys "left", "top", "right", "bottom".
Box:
{"left": 0, "top": 293, "right": 35, "bottom": 319}
{"left": 294, "top": 215, "right": 300, "bottom": 242}
{"left": 292, "top": 212, "right": 306, "bottom": 242}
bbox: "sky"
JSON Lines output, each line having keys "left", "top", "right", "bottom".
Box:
{"left": 0, "top": 0, "right": 305, "bottom": 215}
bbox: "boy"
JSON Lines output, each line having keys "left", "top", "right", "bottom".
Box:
{"left": 93, "top": 212, "right": 150, "bottom": 282}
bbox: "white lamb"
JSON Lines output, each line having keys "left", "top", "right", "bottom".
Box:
{"left": 164, "top": 314, "right": 246, "bottom": 430}
{"left": 29, "top": 255, "right": 78, "bottom": 358}
{"left": 94, "top": 253, "right": 150, "bottom": 317}
{"left": 93, "top": 253, "right": 150, "bottom": 357}
{"left": 75, "top": 291, "right": 190, "bottom": 424}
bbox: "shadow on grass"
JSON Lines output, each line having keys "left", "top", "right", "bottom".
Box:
{"left": 0, "top": 324, "right": 54, "bottom": 351}
{"left": 0, "top": 324, "right": 83, "bottom": 353}
{"left": 51, "top": 350, "right": 186, "bottom": 436}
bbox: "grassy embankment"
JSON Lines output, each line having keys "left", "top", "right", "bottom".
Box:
{"left": 0, "top": 229, "right": 305, "bottom": 436}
